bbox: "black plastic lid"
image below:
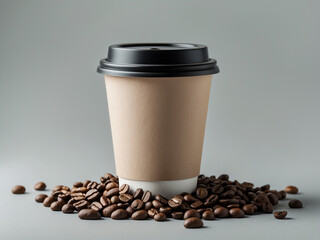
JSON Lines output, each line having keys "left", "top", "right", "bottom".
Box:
{"left": 97, "top": 43, "right": 219, "bottom": 77}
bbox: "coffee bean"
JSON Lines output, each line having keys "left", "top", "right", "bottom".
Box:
{"left": 85, "top": 189, "right": 101, "bottom": 201}
{"left": 34, "top": 182, "right": 46, "bottom": 191}
{"left": 83, "top": 180, "right": 90, "bottom": 188}
{"left": 154, "top": 194, "right": 168, "bottom": 205}
{"left": 226, "top": 204, "right": 240, "bottom": 209}
{"left": 102, "top": 204, "right": 118, "bottom": 217}
{"left": 219, "top": 198, "right": 237, "bottom": 205}
{"left": 142, "top": 191, "right": 152, "bottom": 203}
{"left": 111, "top": 195, "right": 120, "bottom": 204}
{"left": 211, "top": 185, "right": 224, "bottom": 194}
{"left": 184, "top": 217, "right": 203, "bottom": 228}
{"left": 111, "top": 209, "right": 129, "bottom": 220}
{"left": 289, "top": 199, "right": 303, "bottom": 208}
{"left": 278, "top": 190, "right": 286, "bottom": 200}
{"left": 62, "top": 204, "right": 75, "bottom": 213}
{"left": 73, "top": 182, "right": 83, "bottom": 188}
{"left": 126, "top": 206, "right": 134, "bottom": 216}
{"left": 87, "top": 181, "right": 98, "bottom": 189}
{"left": 285, "top": 186, "right": 299, "bottom": 194}
{"left": 105, "top": 182, "right": 118, "bottom": 191}
{"left": 152, "top": 200, "right": 163, "bottom": 209}
{"left": 148, "top": 208, "right": 159, "bottom": 218}
{"left": 131, "top": 210, "right": 148, "bottom": 220}
{"left": 74, "top": 200, "right": 89, "bottom": 212}
{"left": 168, "top": 197, "right": 183, "bottom": 209}
{"left": 154, "top": 213, "right": 166, "bottom": 221}
{"left": 203, "top": 194, "right": 218, "bottom": 207}
{"left": 100, "top": 196, "right": 111, "bottom": 207}
{"left": 119, "top": 184, "right": 130, "bottom": 194}
{"left": 35, "top": 194, "right": 48, "bottom": 203}
{"left": 242, "top": 204, "right": 256, "bottom": 215}
{"left": 190, "top": 200, "right": 203, "bottom": 209}
{"left": 172, "top": 211, "right": 184, "bottom": 219}
{"left": 202, "top": 210, "right": 215, "bottom": 220}
{"left": 91, "top": 201, "right": 103, "bottom": 212}
{"left": 12, "top": 185, "right": 25, "bottom": 194}
{"left": 53, "top": 185, "right": 69, "bottom": 192}
{"left": 58, "top": 193, "right": 71, "bottom": 202}
{"left": 196, "top": 187, "right": 208, "bottom": 199}
{"left": 184, "top": 209, "right": 201, "bottom": 220}
{"left": 117, "top": 203, "right": 129, "bottom": 209}
{"left": 218, "top": 174, "right": 229, "bottom": 181}
{"left": 50, "top": 201, "right": 65, "bottom": 211}
{"left": 261, "top": 201, "right": 273, "bottom": 213}
{"left": 43, "top": 196, "right": 57, "bottom": 207}
{"left": 214, "top": 207, "right": 229, "bottom": 218}
{"left": 260, "top": 184, "right": 270, "bottom": 191}
{"left": 133, "top": 188, "right": 144, "bottom": 199}
{"left": 229, "top": 208, "right": 245, "bottom": 218}
{"left": 267, "top": 192, "right": 278, "bottom": 205}
{"left": 220, "top": 190, "right": 235, "bottom": 199}
{"left": 106, "top": 188, "right": 119, "bottom": 198}
{"left": 71, "top": 187, "right": 88, "bottom": 193}
{"left": 144, "top": 201, "right": 153, "bottom": 210}
{"left": 131, "top": 199, "right": 144, "bottom": 210}
{"left": 159, "top": 207, "right": 172, "bottom": 216}
{"left": 78, "top": 209, "right": 101, "bottom": 220}
{"left": 184, "top": 194, "right": 198, "bottom": 203}
{"left": 119, "top": 193, "right": 133, "bottom": 203}
{"left": 96, "top": 184, "right": 105, "bottom": 192}
{"left": 274, "top": 211, "right": 287, "bottom": 219}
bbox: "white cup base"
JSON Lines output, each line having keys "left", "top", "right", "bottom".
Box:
{"left": 118, "top": 176, "right": 198, "bottom": 198}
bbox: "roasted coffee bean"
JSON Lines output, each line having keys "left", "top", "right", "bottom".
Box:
{"left": 196, "top": 187, "right": 208, "bottom": 199}
{"left": 74, "top": 200, "right": 89, "bottom": 212}
{"left": 131, "top": 199, "right": 144, "bottom": 210}
{"left": 247, "top": 192, "right": 256, "bottom": 200}
{"left": 73, "top": 182, "right": 83, "bottom": 188}
{"left": 226, "top": 204, "right": 240, "bottom": 209}
{"left": 34, "top": 182, "right": 46, "bottom": 191}
{"left": 154, "top": 194, "right": 168, "bottom": 205}
{"left": 190, "top": 200, "right": 203, "bottom": 209}
{"left": 68, "top": 198, "right": 77, "bottom": 204}
{"left": 100, "top": 196, "right": 111, "bottom": 207}
{"left": 148, "top": 208, "right": 159, "bottom": 218}
{"left": 111, "top": 195, "right": 120, "bottom": 204}
{"left": 131, "top": 210, "right": 148, "bottom": 220}
{"left": 119, "top": 193, "right": 133, "bottom": 203}
{"left": 152, "top": 200, "right": 163, "bottom": 209}
{"left": 241, "top": 182, "right": 254, "bottom": 189}
{"left": 83, "top": 180, "right": 90, "bottom": 188}
{"left": 267, "top": 192, "right": 278, "bottom": 205}
{"left": 106, "top": 188, "right": 119, "bottom": 198}
{"left": 58, "top": 193, "right": 71, "bottom": 202}
{"left": 62, "top": 204, "right": 75, "bottom": 213}
{"left": 102, "top": 204, "right": 119, "bottom": 217}
{"left": 71, "top": 192, "right": 85, "bottom": 198}
{"left": 202, "top": 210, "right": 215, "bottom": 220}
{"left": 211, "top": 185, "right": 224, "bottom": 194}
{"left": 119, "top": 184, "right": 130, "bottom": 194}
{"left": 53, "top": 185, "right": 69, "bottom": 192}
{"left": 96, "top": 184, "right": 105, "bottom": 192}
{"left": 159, "top": 207, "right": 172, "bottom": 216}
{"left": 154, "top": 213, "right": 167, "bottom": 221}
{"left": 285, "top": 186, "right": 299, "bottom": 194}
{"left": 117, "top": 203, "right": 129, "bottom": 209}
{"left": 43, "top": 197, "right": 57, "bottom": 207}
{"left": 184, "top": 209, "right": 201, "bottom": 220}
{"left": 219, "top": 198, "right": 237, "bottom": 205}
{"left": 51, "top": 191, "right": 64, "bottom": 197}
{"left": 229, "top": 208, "right": 245, "bottom": 218}
{"left": 261, "top": 201, "right": 273, "bottom": 213}
{"left": 218, "top": 174, "right": 229, "bottom": 181}
{"left": 91, "top": 201, "right": 103, "bottom": 212}
{"left": 213, "top": 205, "right": 222, "bottom": 210}
{"left": 168, "top": 197, "right": 183, "bottom": 209}
{"left": 78, "top": 209, "right": 101, "bottom": 220}
{"left": 126, "top": 206, "right": 134, "bottom": 216}
{"left": 133, "top": 188, "right": 144, "bottom": 199}
{"left": 242, "top": 204, "right": 256, "bottom": 215}
{"left": 142, "top": 191, "right": 152, "bottom": 203}
{"left": 87, "top": 181, "right": 98, "bottom": 189}
{"left": 144, "top": 201, "right": 153, "bottom": 210}
{"left": 214, "top": 207, "right": 229, "bottom": 218}
{"left": 225, "top": 185, "right": 237, "bottom": 192}
{"left": 104, "top": 173, "right": 115, "bottom": 179}
{"left": 180, "top": 202, "right": 191, "bottom": 211}
{"left": 172, "top": 211, "right": 184, "bottom": 219}
{"left": 184, "top": 194, "right": 198, "bottom": 203}
{"left": 100, "top": 176, "right": 107, "bottom": 183}
{"left": 220, "top": 190, "right": 235, "bottom": 199}
{"left": 12, "top": 185, "right": 26, "bottom": 194}
{"left": 105, "top": 182, "right": 118, "bottom": 191}
{"left": 85, "top": 189, "right": 101, "bottom": 201}
{"left": 260, "top": 184, "right": 270, "bottom": 191}
{"left": 35, "top": 194, "right": 48, "bottom": 203}
{"left": 184, "top": 217, "right": 203, "bottom": 228}
{"left": 274, "top": 211, "right": 287, "bottom": 219}
{"left": 279, "top": 190, "right": 286, "bottom": 200}
{"left": 111, "top": 209, "right": 129, "bottom": 220}
{"left": 50, "top": 201, "right": 65, "bottom": 211}
{"left": 289, "top": 199, "right": 303, "bottom": 208}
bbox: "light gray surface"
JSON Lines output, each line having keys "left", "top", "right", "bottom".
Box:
{"left": 0, "top": 0, "right": 319, "bottom": 239}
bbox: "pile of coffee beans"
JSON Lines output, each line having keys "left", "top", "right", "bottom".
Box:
{"left": 12, "top": 173, "right": 303, "bottom": 228}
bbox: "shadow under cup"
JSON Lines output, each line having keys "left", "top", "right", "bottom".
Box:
{"left": 98, "top": 43, "right": 219, "bottom": 197}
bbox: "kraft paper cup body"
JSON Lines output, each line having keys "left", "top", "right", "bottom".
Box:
{"left": 104, "top": 75, "right": 212, "bottom": 193}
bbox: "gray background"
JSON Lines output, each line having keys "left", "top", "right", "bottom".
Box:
{"left": 0, "top": 0, "right": 319, "bottom": 239}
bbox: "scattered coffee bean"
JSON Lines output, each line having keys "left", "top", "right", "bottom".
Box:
{"left": 119, "top": 184, "right": 130, "bottom": 194}
{"left": 184, "top": 217, "right": 203, "bottom": 228}
{"left": 131, "top": 210, "right": 148, "bottom": 220}
{"left": 119, "top": 193, "right": 133, "bottom": 203}
{"left": 289, "top": 199, "right": 303, "bottom": 208}
{"left": 172, "top": 211, "right": 184, "bottom": 219}
{"left": 242, "top": 204, "right": 256, "bottom": 215}
{"left": 111, "top": 209, "right": 129, "bottom": 220}
{"left": 35, "top": 194, "right": 48, "bottom": 203}
{"left": 274, "top": 211, "right": 287, "bottom": 219}
{"left": 184, "top": 209, "right": 201, "bottom": 220}
{"left": 34, "top": 182, "right": 46, "bottom": 191}
{"left": 202, "top": 210, "right": 215, "bottom": 220}
{"left": 154, "top": 194, "right": 168, "bottom": 205}
{"left": 78, "top": 209, "right": 101, "bottom": 220}
{"left": 214, "top": 207, "right": 229, "bottom": 218}
{"left": 102, "top": 204, "right": 118, "bottom": 217}
{"left": 196, "top": 187, "right": 208, "bottom": 199}
{"left": 133, "top": 188, "right": 144, "bottom": 199}
{"left": 50, "top": 201, "right": 65, "bottom": 211}
{"left": 152, "top": 200, "right": 163, "bottom": 209}
{"left": 168, "top": 197, "right": 183, "bottom": 209}
{"left": 106, "top": 188, "right": 119, "bottom": 198}
{"left": 154, "top": 213, "right": 167, "bottom": 221}
{"left": 12, "top": 185, "right": 25, "bottom": 194}
{"left": 73, "top": 182, "right": 83, "bottom": 188}
{"left": 91, "top": 201, "right": 103, "bottom": 212}
{"left": 285, "top": 186, "right": 299, "bottom": 194}
{"left": 62, "top": 204, "right": 75, "bottom": 213}
{"left": 148, "top": 208, "right": 158, "bottom": 218}
{"left": 229, "top": 208, "right": 245, "bottom": 218}
{"left": 144, "top": 201, "right": 153, "bottom": 210}
{"left": 74, "top": 200, "right": 89, "bottom": 212}
{"left": 85, "top": 189, "right": 101, "bottom": 201}
{"left": 43, "top": 196, "right": 56, "bottom": 207}
{"left": 218, "top": 174, "right": 229, "bottom": 181}
{"left": 142, "top": 191, "right": 152, "bottom": 203}
{"left": 159, "top": 207, "right": 172, "bottom": 216}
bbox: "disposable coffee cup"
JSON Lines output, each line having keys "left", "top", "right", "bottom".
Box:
{"left": 97, "top": 43, "right": 219, "bottom": 197}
